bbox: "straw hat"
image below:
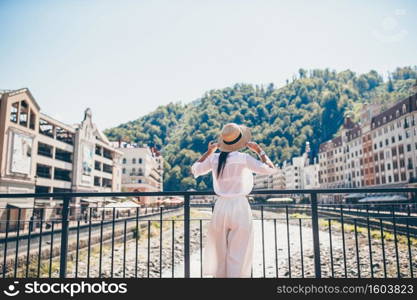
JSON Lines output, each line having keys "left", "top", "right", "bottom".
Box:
{"left": 217, "top": 123, "right": 251, "bottom": 152}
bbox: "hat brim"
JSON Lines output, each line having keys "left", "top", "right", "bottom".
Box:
{"left": 217, "top": 125, "right": 251, "bottom": 152}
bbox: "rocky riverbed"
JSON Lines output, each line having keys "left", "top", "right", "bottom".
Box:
{"left": 43, "top": 208, "right": 416, "bottom": 278}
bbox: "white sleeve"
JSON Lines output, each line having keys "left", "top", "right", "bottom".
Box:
{"left": 245, "top": 153, "right": 278, "bottom": 175}
{"left": 191, "top": 154, "right": 214, "bottom": 178}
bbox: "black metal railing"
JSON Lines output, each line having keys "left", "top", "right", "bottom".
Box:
{"left": 0, "top": 187, "right": 416, "bottom": 278}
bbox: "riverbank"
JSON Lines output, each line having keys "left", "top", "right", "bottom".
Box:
{"left": 7, "top": 207, "right": 417, "bottom": 278}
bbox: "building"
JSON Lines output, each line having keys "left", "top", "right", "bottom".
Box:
{"left": 253, "top": 166, "right": 282, "bottom": 200}
{"left": 0, "top": 88, "right": 122, "bottom": 230}
{"left": 283, "top": 142, "right": 318, "bottom": 190}
{"left": 115, "top": 142, "right": 163, "bottom": 206}
{"left": 344, "top": 121, "right": 362, "bottom": 188}
{"left": 254, "top": 142, "right": 318, "bottom": 201}
{"left": 318, "top": 92, "right": 417, "bottom": 194}
{"left": 303, "top": 158, "right": 320, "bottom": 189}
{"left": 370, "top": 96, "right": 417, "bottom": 186}
{"left": 361, "top": 104, "right": 380, "bottom": 186}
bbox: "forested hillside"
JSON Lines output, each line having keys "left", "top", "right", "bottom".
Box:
{"left": 104, "top": 66, "right": 417, "bottom": 191}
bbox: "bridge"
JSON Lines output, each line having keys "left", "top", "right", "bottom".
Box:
{"left": 0, "top": 188, "right": 416, "bottom": 278}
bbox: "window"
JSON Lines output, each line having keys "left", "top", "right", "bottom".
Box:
{"left": 56, "top": 127, "right": 74, "bottom": 145}
{"left": 37, "top": 142, "right": 53, "bottom": 158}
{"left": 122, "top": 168, "right": 126, "bottom": 174}
{"left": 10, "top": 102, "right": 18, "bottom": 123}
{"left": 36, "top": 164, "right": 51, "bottom": 178}
{"left": 102, "top": 178, "right": 112, "bottom": 188}
{"left": 103, "top": 164, "right": 113, "bottom": 174}
{"left": 35, "top": 185, "right": 49, "bottom": 199}
{"left": 399, "top": 145, "right": 404, "bottom": 154}
{"left": 406, "top": 130, "right": 411, "bottom": 138}
{"left": 52, "top": 187, "right": 71, "bottom": 200}
{"left": 39, "top": 119, "right": 54, "bottom": 138}
{"left": 408, "top": 158, "right": 413, "bottom": 170}
{"left": 94, "top": 176, "right": 101, "bottom": 187}
{"left": 54, "top": 168, "right": 71, "bottom": 182}
{"left": 19, "top": 101, "right": 28, "bottom": 127}
{"left": 139, "top": 158, "right": 143, "bottom": 164}
{"left": 55, "top": 148, "right": 72, "bottom": 163}
{"left": 132, "top": 158, "right": 136, "bottom": 164}
{"left": 95, "top": 145, "right": 102, "bottom": 156}
{"left": 103, "top": 148, "right": 112, "bottom": 159}
{"left": 122, "top": 158, "right": 126, "bottom": 164}
{"left": 95, "top": 161, "right": 101, "bottom": 171}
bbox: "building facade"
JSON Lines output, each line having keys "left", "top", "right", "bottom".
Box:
{"left": 0, "top": 88, "right": 122, "bottom": 230}
{"left": 115, "top": 142, "right": 163, "bottom": 206}
{"left": 319, "top": 93, "right": 417, "bottom": 193}
{"left": 254, "top": 142, "right": 319, "bottom": 201}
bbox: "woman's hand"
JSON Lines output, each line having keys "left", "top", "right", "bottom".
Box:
{"left": 246, "top": 141, "right": 262, "bottom": 154}
{"left": 208, "top": 141, "right": 218, "bottom": 154}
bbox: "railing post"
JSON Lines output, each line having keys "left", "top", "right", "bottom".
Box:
{"left": 310, "top": 192, "right": 321, "bottom": 278}
{"left": 184, "top": 194, "right": 190, "bottom": 278}
{"left": 59, "top": 196, "right": 71, "bottom": 278}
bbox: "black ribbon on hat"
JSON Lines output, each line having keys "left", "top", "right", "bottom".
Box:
{"left": 223, "top": 132, "right": 242, "bottom": 145}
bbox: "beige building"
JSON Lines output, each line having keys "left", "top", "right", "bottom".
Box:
{"left": 114, "top": 142, "right": 163, "bottom": 206}
{"left": 253, "top": 166, "right": 282, "bottom": 200}
{"left": 0, "top": 88, "right": 122, "bottom": 230}
{"left": 303, "top": 159, "right": 320, "bottom": 189}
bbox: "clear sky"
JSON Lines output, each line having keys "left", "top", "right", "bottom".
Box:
{"left": 1, "top": 0, "right": 416, "bottom": 130}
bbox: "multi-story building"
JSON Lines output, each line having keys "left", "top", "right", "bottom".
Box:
{"left": 344, "top": 122, "right": 363, "bottom": 187}
{"left": 253, "top": 172, "right": 272, "bottom": 190}
{"left": 319, "top": 135, "right": 345, "bottom": 189}
{"left": 361, "top": 104, "right": 379, "bottom": 186}
{"left": 272, "top": 168, "right": 286, "bottom": 190}
{"left": 318, "top": 135, "right": 345, "bottom": 203}
{"left": 0, "top": 88, "right": 122, "bottom": 230}
{"left": 303, "top": 158, "right": 320, "bottom": 189}
{"left": 319, "top": 92, "right": 417, "bottom": 192}
{"left": 116, "top": 142, "right": 163, "bottom": 206}
{"left": 370, "top": 95, "right": 417, "bottom": 186}
{"left": 254, "top": 142, "right": 319, "bottom": 201}
{"left": 285, "top": 142, "right": 320, "bottom": 201}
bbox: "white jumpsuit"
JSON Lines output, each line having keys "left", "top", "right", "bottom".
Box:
{"left": 191, "top": 151, "right": 278, "bottom": 278}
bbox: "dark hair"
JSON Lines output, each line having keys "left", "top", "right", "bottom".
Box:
{"left": 216, "top": 151, "right": 229, "bottom": 178}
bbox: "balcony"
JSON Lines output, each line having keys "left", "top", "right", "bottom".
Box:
{"left": 0, "top": 187, "right": 416, "bottom": 279}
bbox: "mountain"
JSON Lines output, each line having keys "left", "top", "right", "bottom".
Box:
{"left": 104, "top": 66, "right": 417, "bottom": 191}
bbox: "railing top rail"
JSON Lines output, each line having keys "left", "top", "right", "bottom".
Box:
{"left": 0, "top": 187, "right": 416, "bottom": 199}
